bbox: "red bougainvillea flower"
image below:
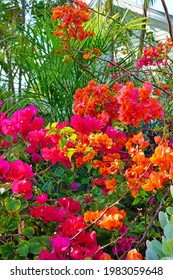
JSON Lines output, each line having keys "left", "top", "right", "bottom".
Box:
{"left": 126, "top": 249, "right": 143, "bottom": 260}
{"left": 30, "top": 205, "right": 66, "bottom": 223}
{"left": 36, "top": 193, "right": 48, "bottom": 204}
{"left": 12, "top": 179, "right": 33, "bottom": 200}
{"left": 58, "top": 197, "right": 81, "bottom": 214}
{"left": 41, "top": 146, "right": 72, "bottom": 168}
{"left": 7, "top": 160, "right": 34, "bottom": 181}
{"left": 0, "top": 158, "right": 10, "bottom": 178}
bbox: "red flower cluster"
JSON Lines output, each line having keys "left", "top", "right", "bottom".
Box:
{"left": 52, "top": 0, "right": 94, "bottom": 53}
{"left": 73, "top": 80, "right": 119, "bottom": 125}
{"left": 136, "top": 38, "right": 173, "bottom": 68}
{"left": 116, "top": 81, "right": 164, "bottom": 127}
{"left": 35, "top": 197, "right": 111, "bottom": 260}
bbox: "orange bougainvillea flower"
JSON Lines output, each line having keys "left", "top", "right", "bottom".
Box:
{"left": 150, "top": 142, "right": 173, "bottom": 171}
{"left": 126, "top": 249, "right": 143, "bottom": 260}
{"left": 105, "top": 177, "right": 116, "bottom": 192}
{"left": 55, "top": 50, "right": 61, "bottom": 55}
{"left": 89, "top": 133, "right": 113, "bottom": 152}
{"left": 83, "top": 52, "right": 91, "bottom": 60}
{"left": 73, "top": 80, "right": 119, "bottom": 124}
{"left": 125, "top": 132, "right": 150, "bottom": 156}
{"left": 142, "top": 171, "right": 168, "bottom": 191}
{"left": 166, "top": 37, "right": 173, "bottom": 47}
{"left": 99, "top": 253, "right": 113, "bottom": 260}
{"left": 52, "top": 1, "right": 94, "bottom": 52}
{"left": 84, "top": 206, "right": 126, "bottom": 231}
{"left": 93, "top": 158, "right": 120, "bottom": 176}
{"left": 92, "top": 48, "right": 102, "bottom": 55}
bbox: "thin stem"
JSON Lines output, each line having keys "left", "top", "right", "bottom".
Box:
{"left": 135, "top": 186, "right": 170, "bottom": 249}
{"left": 161, "top": 0, "right": 173, "bottom": 41}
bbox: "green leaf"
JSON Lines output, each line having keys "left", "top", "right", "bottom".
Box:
{"left": 0, "top": 217, "right": 6, "bottom": 234}
{"left": 59, "top": 137, "right": 67, "bottom": 150}
{"left": 67, "top": 148, "right": 75, "bottom": 161}
{"left": 5, "top": 214, "right": 21, "bottom": 232}
{"left": 16, "top": 241, "right": 29, "bottom": 257}
{"left": 132, "top": 197, "right": 141, "bottom": 205}
{"left": 3, "top": 135, "right": 12, "bottom": 143}
{"left": 86, "top": 161, "right": 93, "bottom": 173}
{"left": 19, "top": 200, "right": 29, "bottom": 211}
{"left": 40, "top": 235, "right": 52, "bottom": 248}
{"left": 167, "top": 239, "right": 173, "bottom": 252}
{"left": 151, "top": 239, "right": 165, "bottom": 258}
{"left": 162, "top": 237, "right": 172, "bottom": 255}
{"left": 61, "top": 127, "right": 75, "bottom": 134}
{"left": 164, "top": 223, "right": 173, "bottom": 240}
{"left": 55, "top": 168, "right": 64, "bottom": 176}
{"left": 170, "top": 215, "right": 173, "bottom": 225}
{"left": 146, "top": 248, "right": 158, "bottom": 260}
{"left": 0, "top": 242, "right": 15, "bottom": 259}
{"left": 22, "top": 227, "right": 35, "bottom": 236}
{"left": 28, "top": 242, "right": 42, "bottom": 254}
{"left": 70, "top": 133, "right": 77, "bottom": 141}
{"left": 81, "top": 178, "right": 89, "bottom": 185}
{"left": 91, "top": 186, "right": 103, "bottom": 197}
{"left": 29, "top": 237, "right": 42, "bottom": 244}
{"left": 161, "top": 256, "right": 173, "bottom": 260}
{"left": 159, "top": 211, "right": 169, "bottom": 229}
{"left": 5, "top": 198, "right": 21, "bottom": 213}
{"left": 170, "top": 185, "right": 173, "bottom": 199}
{"left": 166, "top": 207, "right": 173, "bottom": 216}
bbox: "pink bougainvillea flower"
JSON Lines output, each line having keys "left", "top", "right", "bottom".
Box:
{"left": 112, "top": 236, "right": 135, "bottom": 256}
{"left": 58, "top": 197, "right": 81, "bottom": 214}
{"left": 52, "top": 236, "right": 71, "bottom": 255}
{"left": 7, "top": 160, "right": 34, "bottom": 181}
{"left": 1, "top": 118, "right": 16, "bottom": 135}
{"left": 38, "top": 250, "right": 51, "bottom": 260}
{"left": 12, "top": 179, "right": 33, "bottom": 200}
{"left": 36, "top": 193, "right": 48, "bottom": 204}
{"left": 41, "top": 146, "right": 72, "bottom": 168}
{"left": 70, "top": 114, "right": 103, "bottom": 135}
{"left": 0, "top": 158, "right": 10, "bottom": 178}
{"left": 70, "top": 183, "right": 79, "bottom": 191}
{"left": 56, "top": 121, "right": 69, "bottom": 129}
{"left": 31, "top": 153, "right": 42, "bottom": 163}
{"left": 29, "top": 205, "right": 66, "bottom": 223}
{"left": 30, "top": 117, "right": 44, "bottom": 131}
